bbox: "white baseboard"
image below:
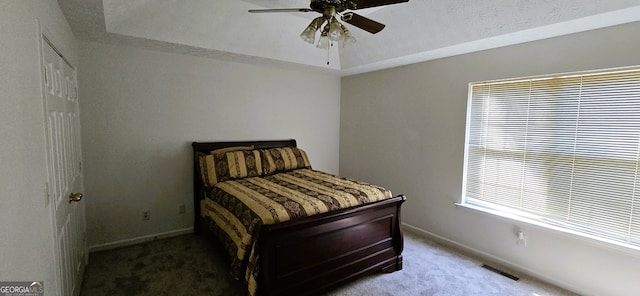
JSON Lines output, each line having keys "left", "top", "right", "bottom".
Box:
{"left": 88, "top": 227, "right": 194, "bottom": 253}
{"left": 401, "top": 222, "right": 587, "bottom": 296}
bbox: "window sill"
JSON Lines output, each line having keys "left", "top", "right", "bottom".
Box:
{"left": 455, "top": 202, "right": 640, "bottom": 258}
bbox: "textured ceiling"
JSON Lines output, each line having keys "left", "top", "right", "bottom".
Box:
{"left": 58, "top": 0, "right": 640, "bottom": 76}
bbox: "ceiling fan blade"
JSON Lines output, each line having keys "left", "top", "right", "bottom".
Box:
{"left": 349, "top": 0, "right": 409, "bottom": 10}
{"left": 342, "top": 13, "right": 385, "bottom": 34}
{"left": 248, "top": 8, "right": 313, "bottom": 13}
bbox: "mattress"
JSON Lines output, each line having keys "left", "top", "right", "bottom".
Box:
{"left": 200, "top": 168, "right": 393, "bottom": 295}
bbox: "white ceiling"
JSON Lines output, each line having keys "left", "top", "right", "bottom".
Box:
{"left": 58, "top": 0, "right": 640, "bottom": 76}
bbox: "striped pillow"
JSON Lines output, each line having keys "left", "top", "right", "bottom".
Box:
{"left": 262, "top": 147, "right": 312, "bottom": 174}
{"left": 210, "top": 145, "right": 254, "bottom": 155}
{"left": 199, "top": 150, "right": 263, "bottom": 187}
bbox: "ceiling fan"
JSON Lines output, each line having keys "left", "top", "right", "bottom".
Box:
{"left": 249, "top": 0, "right": 409, "bottom": 49}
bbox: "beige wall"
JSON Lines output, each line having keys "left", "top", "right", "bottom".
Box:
{"left": 0, "top": 0, "right": 78, "bottom": 294}
{"left": 340, "top": 21, "right": 640, "bottom": 296}
{"left": 78, "top": 42, "right": 341, "bottom": 248}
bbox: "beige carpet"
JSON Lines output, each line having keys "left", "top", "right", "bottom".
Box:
{"left": 80, "top": 230, "right": 577, "bottom": 296}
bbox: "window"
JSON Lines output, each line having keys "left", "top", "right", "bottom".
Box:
{"left": 462, "top": 66, "right": 640, "bottom": 249}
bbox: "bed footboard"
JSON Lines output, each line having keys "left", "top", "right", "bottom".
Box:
{"left": 258, "top": 195, "right": 406, "bottom": 296}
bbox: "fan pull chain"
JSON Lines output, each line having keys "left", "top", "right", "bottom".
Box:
{"left": 326, "top": 42, "right": 332, "bottom": 65}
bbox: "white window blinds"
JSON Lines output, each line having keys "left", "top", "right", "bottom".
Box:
{"left": 463, "top": 67, "right": 640, "bottom": 248}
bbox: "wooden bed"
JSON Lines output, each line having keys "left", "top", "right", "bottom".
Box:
{"left": 192, "top": 139, "right": 406, "bottom": 296}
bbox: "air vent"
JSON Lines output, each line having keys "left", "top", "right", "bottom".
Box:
{"left": 481, "top": 264, "right": 520, "bottom": 281}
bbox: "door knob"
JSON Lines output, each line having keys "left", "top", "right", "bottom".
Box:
{"left": 69, "top": 192, "right": 83, "bottom": 203}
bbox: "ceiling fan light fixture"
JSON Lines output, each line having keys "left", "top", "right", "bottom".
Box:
{"left": 340, "top": 24, "right": 356, "bottom": 47}
{"left": 300, "top": 17, "right": 325, "bottom": 44}
{"left": 300, "top": 26, "right": 317, "bottom": 44}
{"left": 316, "top": 25, "right": 330, "bottom": 49}
{"left": 328, "top": 17, "right": 343, "bottom": 42}
{"left": 250, "top": 0, "right": 412, "bottom": 51}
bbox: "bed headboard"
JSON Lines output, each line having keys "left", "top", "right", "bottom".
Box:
{"left": 191, "top": 139, "right": 297, "bottom": 233}
{"left": 192, "top": 139, "right": 297, "bottom": 154}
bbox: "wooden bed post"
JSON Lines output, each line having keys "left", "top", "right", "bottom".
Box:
{"left": 192, "top": 142, "right": 202, "bottom": 235}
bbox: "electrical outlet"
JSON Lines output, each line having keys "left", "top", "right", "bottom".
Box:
{"left": 178, "top": 204, "right": 186, "bottom": 214}
{"left": 142, "top": 209, "right": 150, "bottom": 221}
{"left": 516, "top": 231, "right": 527, "bottom": 246}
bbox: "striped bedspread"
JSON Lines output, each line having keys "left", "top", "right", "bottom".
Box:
{"left": 200, "top": 168, "right": 393, "bottom": 296}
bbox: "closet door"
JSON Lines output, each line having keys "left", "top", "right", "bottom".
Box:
{"left": 42, "top": 35, "right": 86, "bottom": 296}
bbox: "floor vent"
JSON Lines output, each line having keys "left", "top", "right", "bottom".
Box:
{"left": 481, "top": 264, "right": 520, "bottom": 281}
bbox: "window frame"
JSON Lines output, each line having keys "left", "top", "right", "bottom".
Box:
{"left": 460, "top": 65, "right": 640, "bottom": 255}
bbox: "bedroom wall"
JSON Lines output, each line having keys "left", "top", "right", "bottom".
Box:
{"left": 340, "top": 21, "right": 640, "bottom": 296}
{"left": 0, "top": 0, "right": 78, "bottom": 293}
{"left": 78, "top": 42, "right": 341, "bottom": 248}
